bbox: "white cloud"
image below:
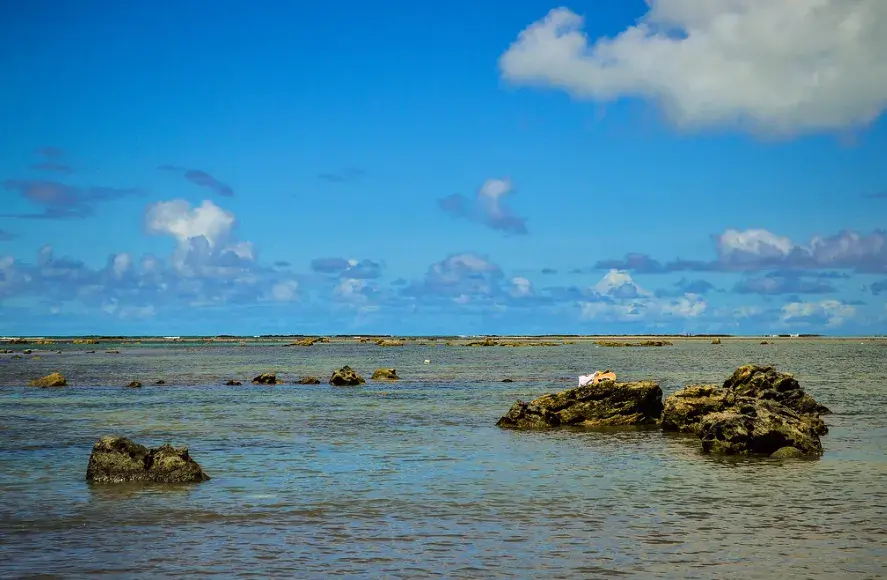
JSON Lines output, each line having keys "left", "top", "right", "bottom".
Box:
{"left": 717, "top": 229, "right": 793, "bottom": 262}
{"left": 500, "top": 2, "right": 887, "bottom": 134}
{"left": 781, "top": 299, "right": 855, "bottom": 326}
{"left": 145, "top": 199, "right": 235, "bottom": 247}
{"left": 111, "top": 253, "right": 132, "bottom": 279}
{"left": 335, "top": 278, "right": 368, "bottom": 301}
{"left": 593, "top": 269, "right": 651, "bottom": 298}
{"left": 271, "top": 280, "right": 299, "bottom": 302}
{"left": 510, "top": 276, "right": 533, "bottom": 298}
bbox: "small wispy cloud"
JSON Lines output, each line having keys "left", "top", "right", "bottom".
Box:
{"left": 2, "top": 179, "right": 143, "bottom": 219}
{"left": 438, "top": 178, "right": 528, "bottom": 235}
{"left": 0, "top": 229, "right": 17, "bottom": 241}
{"left": 318, "top": 167, "right": 365, "bottom": 183}
{"left": 159, "top": 165, "right": 234, "bottom": 197}
{"left": 32, "top": 146, "right": 74, "bottom": 174}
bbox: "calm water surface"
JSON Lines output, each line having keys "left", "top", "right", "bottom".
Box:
{"left": 1, "top": 340, "right": 886, "bottom": 578}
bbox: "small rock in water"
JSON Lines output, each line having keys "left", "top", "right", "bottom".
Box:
{"left": 329, "top": 365, "right": 366, "bottom": 386}
{"left": 771, "top": 446, "right": 807, "bottom": 459}
{"left": 126, "top": 381, "right": 142, "bottom": 388}
{"left": 86, "top": 436, "right": 210, "bottom": 484}
{"left": 296, "top": 376, "right": 321, "bottom": 385}
{"left": 155, "top": 380, "right": 166, "bottom": 385}
{"left": 502, "top": 378, "right": 514, "bottom": 383}
{"left": 225, "top": 379, "right": 243, "bottom": 386}
{"left": 106, "top": 350, "right": 120, "bottom": 354}
{"left": 424, "top": 360, "right": 430, "bottom": 364}
{"left": 251, "top": 373, "right": 279, "bottom": 385}
{"left": 371, "top": 368, "right": 398, "bottom": 381}
{"left": 29, "top": 372, "right": 67, "bottom": 387}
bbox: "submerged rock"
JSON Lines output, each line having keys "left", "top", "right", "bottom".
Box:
{"left": 125, "top": 381, "right": 142, "bottom": 388}
{"left": 251, "top": 373, "right": 279, "bottom": 385}
{"left": 723, "top": 364, "right": 830, "bottom": 416}
{"left": 329, "top": 365, "right": 365, "bottom": 386}
{"left": 155, "top": 380, "right": 166, "bottom": 385}
{"left": 496, "top": 380, "right": 664, "bottom": 429}
{"left": 29, "top": 372, "right": 67, "bottom": 387}
{"left": 296, "top": 376, "right": 321, "bottom": 385}
{"left": 698, "top": 399, "right": 823, "bottom": 456}
{"left": 225, "top": 379, "right": 242, "bottom": 386}
{"left": 86, "top": 436, "right": 210, "bottom": 484}
{"left": 770, "top": 446, "right": 807, "bottom": 459}
{"left": 371, "top": 368, "right": 398, "bottom": 380}
{"left": 502, "top": 378, "right": 514, "bottom": 383}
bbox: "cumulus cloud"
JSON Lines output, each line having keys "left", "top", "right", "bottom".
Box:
{"left": 145, "top": 199, "right": 236, "bottom": 247}
{"left": 309, "top": 257, "right": 383, "bottom": 279}
{"left": 510, "top": 276, "right": 534, "bottom": 298}
{"left": 579, "top": 269, "right": 707, "bottom": 322}
{"left": 734, "top": 272, "right": 837, "bottom": 295}
{"left": 2, "top": 179, "right": 142, "bottom": 219}
{"left": 500, "top": 2, "right": 887, "bottom": 135}
{"left": 271, "top": 280, "right": 299, "bottom": 302}
{"left": 597, "top": 228, "right": 886, "bottom": 274}
{"left": 159, "top": 165, "right": 234, "bottom": 197}
{"left": 404, "top": 252, "right": 504, "bottom": 300}
{"left": 438, "top": 178, "right": 528, "bottom": 235}
{"left": 781, "top": 299, "right": 856, "bottom": 327}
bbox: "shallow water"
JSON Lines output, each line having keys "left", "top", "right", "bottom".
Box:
{"left": 1, "top": 340, "right": 886, "bottom": 578}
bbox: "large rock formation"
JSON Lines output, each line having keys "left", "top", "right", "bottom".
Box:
{"left": 723, "top": 364, "right": 831, "bottom": 416}
{"left": 371, "top": 368, "right": 399, "bottom": 380}
{"left": 86, "top": 436, "right": 210, "bottom": 484}
{"left": 329, "top": 365, "right": 365, "bottom": 386}
{"left": 29, "top": 372, "right": 67, "bottom": 387}
{"left": 660, "top": 384, "right": 733, "bottom": 434}
{"left": 698, "top": 399, "right": 823, "bottom": 456}
{"left": 496, "top": 380, "right": 663, "bottom": 429}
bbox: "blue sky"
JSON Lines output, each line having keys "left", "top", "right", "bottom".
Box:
{"left": 1, "top": 0, "right": 886, "bottom": 336}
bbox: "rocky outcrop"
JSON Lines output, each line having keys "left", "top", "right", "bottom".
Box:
{"left": 86, "top": 436, "right": 210, "bottom": 484}
{"left": 371, "top": 368, "right": 398, "bottom": 380}
{"left": 125, "top": 381, "right": 142, "bottom": 388}
{"left": 286, "top": 337, "right": 323, "bottom": 346}
{"left": 296, "top": 376, "right": 321, "bottom": 384}
{"left": 225, "top": 379, "right": 242, "bottom": 386}
{"left": 496, "top": 380, "right": 663, "bottom": 429}
{"left": 29, "top": 372, "right": 67, "bottom": 387}
{"left": 251, "top": 373, "right": 279, "bottom": 385}
{"left": 73, "top": 338, "right": 98, "bottom": 344}
{"left": 375, "top": 339, "right": 405, "bottom": 347}
{"left": 661, "top": 384, "right": 733, "bottom": 434}
{"left": 698, "top": 399, "right": 823, "bottom": 456}
{"left": 723, "top": 364, "right": 830, "bottom": 416}
{"left": 771, "top": 446, "right": 806, "bottom": 459}
{"left": 595, "top": 340, "right": 673, "bottom": 347}
{"left": 711, "top": 338, "right": 721, "bottom": 345}
{"left": 329, "top": 365, "right": 365, "bottom": 386}
{"left": 466, "top": 338, "right": 498, "bottom": 347}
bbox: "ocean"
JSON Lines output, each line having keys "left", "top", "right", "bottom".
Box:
{"left": 1, "top": 338, "right": 886, "bottom": 578}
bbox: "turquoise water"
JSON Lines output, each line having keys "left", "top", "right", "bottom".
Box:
{"left": 1, "top": 340, "right": 886, "bottom": 578}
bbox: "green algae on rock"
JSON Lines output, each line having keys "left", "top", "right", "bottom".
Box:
{"left": 371, "top": 368, "right": 398, "bottom": 380}
{"left": 723, "top": 364, "right": 831, "bottom": 416}
{"left": 496, "top": 380, "right": 664, "bottom": 429}
{"left": 329, "top": 365, "right": 365, "bottom": 386}
{"left": 252, "top": 373, "right": 279, "bottom": 385}
{"left": 86, "top": 436, "right": 210, "bottom": 484}
{"left": 29, "top": 372, "right": 67, "bottom": 387}
{"left": 698, "top": 399, "right": 823, "bottom": 456}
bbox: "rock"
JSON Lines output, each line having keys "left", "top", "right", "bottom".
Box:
{"left": 595, "top": 340, "right": 673, "bottom": 347}
{"left": 225, "top": 380, "right": 242, "bottom": 386}
{"left": 73, "top": 338, "right": 98, "bottom": 344}
{"left": 106, "top": 350, "right": 120, "bottom": 354}
{"left": 496, "top": 380, "right": 664, "bottom": 429}
{"left": 329, "top": 365, "right": 366, "bottom": 386}
{"left": 371, "top": 368, "right": 398, "bottom": 380}
{"left": 9, "top": 338, "right": 29, "bottom": 345}
{"left": 23, "top": 349, "right": 33, "bottom": 354}
{"left": 155, "top": 380, "right": 166, "bottom": 385}
{"left": 698, "top": 399, "right": 823, "bottom": 456}
{"left": 771, "top": 446, "right": 807, "bottom": 459}
{"left": 375, "top": 339, "right": 405, "bottom": 347}
{"left": 723, "top": 364, "right": 830, "bottom": 416}
{"left": 251, "top": 373, "right": 279, "bottom": 385}
{"left": 85, "top": 436, "right": 210, "bottom": 484}
{"left": 86, "top": 350, "right": 95, "bottom": 354}
{"left": 760, "top": 341, "right": 769, "bottom": 345}
{"left": 126, "top": 381, "right": 142, "bottom": 388}
{"left": 502, "top": 378, "right": 514, "bottom": 383}
{"left": 466, "top": 338, "right": 498, "bottom": 347}
{"left": 661, "top": 384, "right": 734, "bottom": 434}
{"left": 29, "top": 372, "right": 67, "bottom": 387}
{"left": 712, "top": 338, "right": 722, "bottom": 345}
{"left": 286, "top": 337, "right": 323, "bottom": 346}
{"left": 296, "top": 376, "right": 321, "bottom": 384}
